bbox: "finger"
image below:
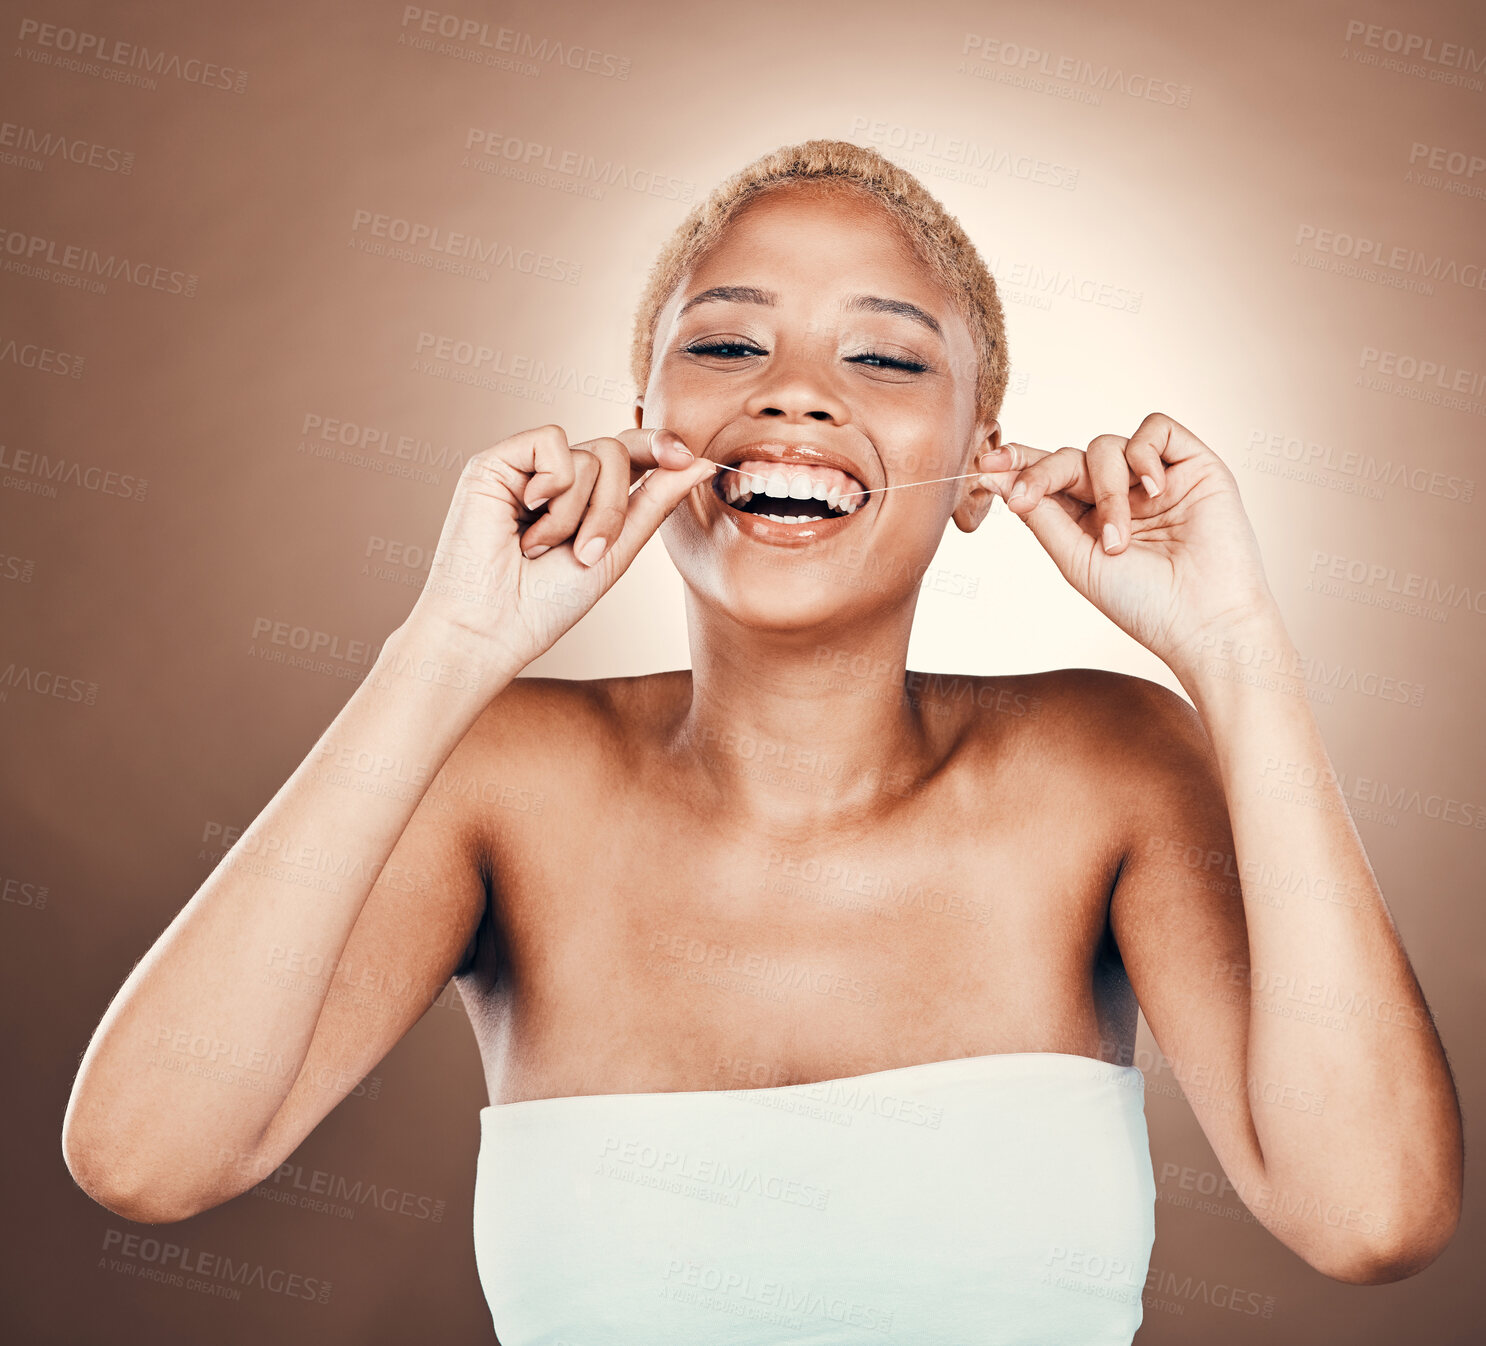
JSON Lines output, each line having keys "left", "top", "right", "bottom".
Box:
{"left": 601, "top": 456, "right": 720, "bottom": 576}
{"left": 1124, "top": 411, "right": 1209, "bottom": 496}
{"left": 616, "top": 425, "right": 697, "bottom": 479}
{"left": 975, "top": 441, "right": 1051, "bottom": 493}
{"left": 1086, "top": 434, "right": 1134, "bottom": 554}
{"left": 516, "top": 424, "right": 578, "bottom": 511}
{"left": 978, "top": 442, "right": 1053, "bottom": 470}
{"left": 1124, "top": 436, "right": 1167, "bottom": 501}
{"left": 464, "top": 424, "right": 576, "bottom": 513}
{"left": 1004, "top": 445, "right": 1088, "bottom": 515}
{"left": 523, "top": 449, "right": 600, "bottom": 557}
{"left": 570, "top": 437, "right": 631, "bottom": 567}
{"left": 1013, "top": 486, "right": 1095, "bottom": 584}
{"left": 980, "top": 439, "right": 1052, "bottom": 472}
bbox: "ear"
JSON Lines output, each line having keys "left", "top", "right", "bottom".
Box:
{"left": 632, "top": 397, "right": 645, "bottom": 430}
{"left": 951, "top": 418, "right": 1002, "bottom": 534}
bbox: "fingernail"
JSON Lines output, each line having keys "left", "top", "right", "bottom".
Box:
{"left": 977, "top": 473, "right": 996, "bottom": 489}
{"left": 1140, "top": 474, "right": 1161, "bottom": 498}
{"left": 1009, "top": 480, "right": 1027, "bottom": 502}
{"left": 577, "top": 536, "right": 606, "bottom": 566}
{"left": 526, "top": 494, "right": 550, "bottom": 510}
{"left": 525, "top": 543, "right": 549, "bottom": 558}
{"left": 658, "top": 429, "right": 693, "bottom": 459}
{"left": 1102, "top": 522, "right": 1120, "bottom": 553}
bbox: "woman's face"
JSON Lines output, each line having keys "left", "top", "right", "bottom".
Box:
{"left": 637, "top": 182, "right": 999, "bottom": 629}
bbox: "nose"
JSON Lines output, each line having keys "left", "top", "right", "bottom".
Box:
{"left": 743, "top": 342, "right": 849, "bottom": 423}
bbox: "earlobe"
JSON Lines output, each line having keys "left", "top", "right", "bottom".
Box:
{"left": 950, "top": 419, "right": 1002, "bottom": 532}
{"left": 951, "top": 486, "right": 996, "bottom": 534}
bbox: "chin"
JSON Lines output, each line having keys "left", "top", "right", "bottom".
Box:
{"left": 679, "top": 549, "right": 913, "bottom": 637}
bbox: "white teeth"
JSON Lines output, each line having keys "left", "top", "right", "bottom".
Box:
{"left": 720, "top": 459, "right": 871, "bottom": 523}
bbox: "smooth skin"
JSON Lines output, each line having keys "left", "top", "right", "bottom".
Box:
{"left": 63, "top": 184, "right": 1461, "bottom": 1290}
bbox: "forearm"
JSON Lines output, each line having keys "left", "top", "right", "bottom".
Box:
{"left": 63, "top": 619, "right": 515, "bottom": 1207}
{"left": 1171, "top": 613, "right": 1462, "bottom": 1260}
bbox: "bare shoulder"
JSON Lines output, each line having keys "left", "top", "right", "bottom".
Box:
{"left": 967, "top": 665, "right": 1201, "bottom": 745}
{"left": 453, "top": 670, "right": 687, "bottom": 808}
{"left": 465, "top": 669, "right": 688, "bottom": 741}
{"left": 458, "top": 673, "right": 617, "bottom": 781}
{"left": 1038, "top": 665, "right": 1207, "bottom": 767}
{"left": 942, "top": 667, "right": 1216, "bottom": 818}
{"left": 1027, "top": 668, "right": 1224, "bottom": 851}
{"left": 465, "top": 672, "right": 604, "bottom": 740}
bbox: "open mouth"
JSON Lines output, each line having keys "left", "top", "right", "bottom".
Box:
{"left": 712, "top": 459, "right": 870, "bottom": 524}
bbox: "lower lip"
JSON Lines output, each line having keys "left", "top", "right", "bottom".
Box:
{"left": 710, "top": 478, "right": 870, "bottom": 546}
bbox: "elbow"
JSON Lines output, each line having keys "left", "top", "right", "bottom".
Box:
{"left": 1313, "top": 1243, "right": 1448, "bottom": 1286}
{"left": 67, "top": 1162, "right": 220, "bottom": 1225}
{"left": 82, "top": 1181, "right": 211, "bottom": 1226}
{"left": 1306, "top": 1199, "right": 1461, "bottom": 1285}
{"left": 64, "top": 1147, "right": 212, "bottom": 1225}
{"left": 1287, "top": 1119, "right": 1465, "bottom": 1286}
{"left": 66, "top": 1164, "right": 210, "bottom": 1225}
{"left": 62, "top": 1121, "right": 219, "bottom": 1225}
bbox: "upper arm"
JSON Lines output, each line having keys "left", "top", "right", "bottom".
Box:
{"left": 1103, "top": 675, "right": 1266, "bottom": 1197}
{"left": 245, "top": 718, "right": 495, "bottom": 1180}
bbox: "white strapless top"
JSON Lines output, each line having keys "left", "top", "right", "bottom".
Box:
{"left": 473, "top": 1052, "right": 1155, "bottom": 1344}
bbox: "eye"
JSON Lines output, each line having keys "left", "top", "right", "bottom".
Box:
{"left": 684, "top": 340, "right": 766, "bottom": 359}
{"left": 683, "top": 340, "right": 928, "bottom": 374}
{"left": 848, "top": 352, "right": 929, "bottom": 374}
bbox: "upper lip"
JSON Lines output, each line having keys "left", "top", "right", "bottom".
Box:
{"left": 711, "top": 440, "right": 877, "bottom": 496}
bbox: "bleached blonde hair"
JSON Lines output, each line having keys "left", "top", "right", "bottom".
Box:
{"left": 630, "top": 138, "right": 1009, "bottom": 427}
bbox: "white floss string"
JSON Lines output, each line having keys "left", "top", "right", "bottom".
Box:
{"left": 707, "top": 460, "right": 988, "bottom": 501}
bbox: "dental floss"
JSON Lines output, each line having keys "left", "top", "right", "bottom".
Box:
{"left": 706, "top": 460, "right": 990, "bottom": 500}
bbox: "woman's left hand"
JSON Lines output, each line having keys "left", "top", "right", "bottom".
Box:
{"left": 979, "top": 412, "right": 1282, "bottom": 669}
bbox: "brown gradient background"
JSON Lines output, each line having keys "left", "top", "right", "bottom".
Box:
{"left": 3, "top": 0, "right": 1482, "bottom": 1341}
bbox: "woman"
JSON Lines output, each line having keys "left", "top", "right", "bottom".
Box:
{"left": 62, "top": 140, "right": 1462, "bottom": 1343}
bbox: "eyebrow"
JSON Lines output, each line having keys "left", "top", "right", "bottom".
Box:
{"left": 678, "top": 285, "right": 943, "bottom": 338}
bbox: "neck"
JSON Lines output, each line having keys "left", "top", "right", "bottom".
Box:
{"left": 673, "top": 587, "right": 930, "bottom": 829}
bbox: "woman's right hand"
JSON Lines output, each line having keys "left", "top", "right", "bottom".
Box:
{"left": 403, "top": 424, "right": 718, "bottom": 674}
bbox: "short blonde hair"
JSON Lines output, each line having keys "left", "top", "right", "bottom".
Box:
{"left": 629, "top": 138, "right": 1009, "bottom": 428}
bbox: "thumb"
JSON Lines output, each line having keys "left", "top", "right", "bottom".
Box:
{"left": 604, "top": 456, "right": 720, "bottom": 571}
{"left": 616, "top": 425, "right": 700, "bottom": 478}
